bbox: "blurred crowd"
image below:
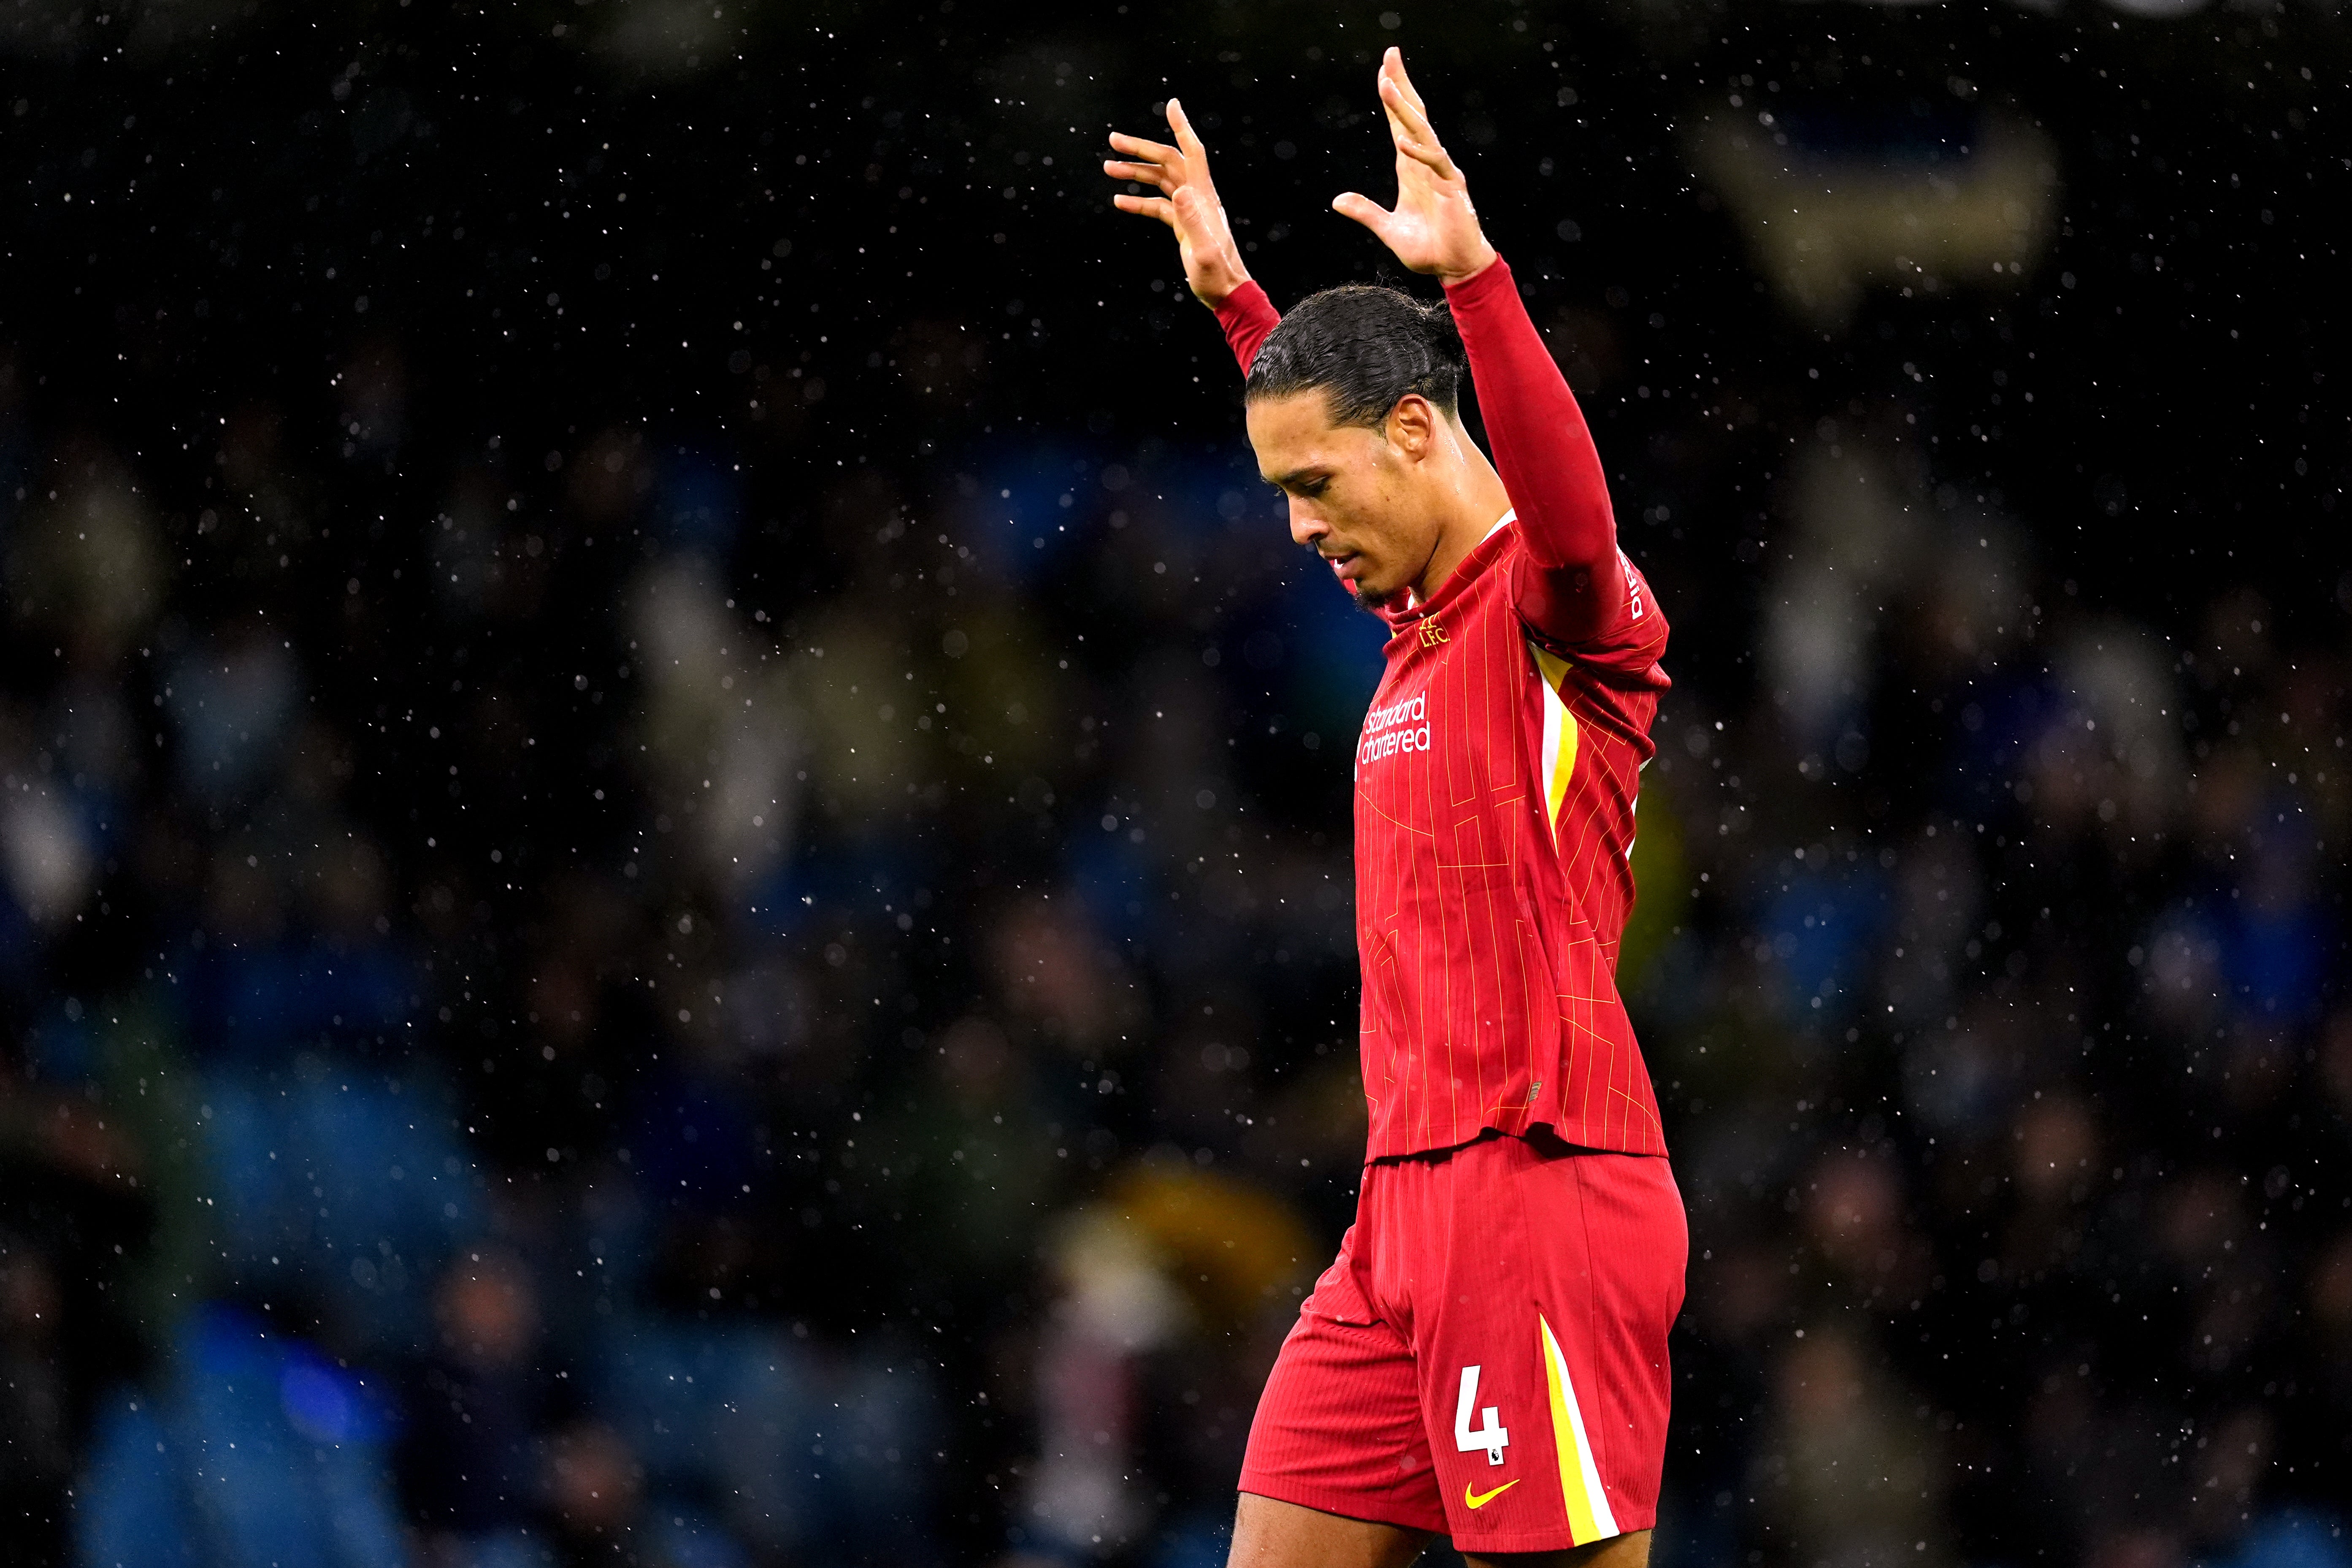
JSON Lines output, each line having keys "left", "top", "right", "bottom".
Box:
{"left": 1638, "top": 428, "right": 2350, "bottom": 1568}
{"left": 0, "top": 324, "right": 1410, "bottom": 1567}
{"left": 0, "top": 11, "right": 2346, "bottom": 1568}
{"left": 5, "top": 306, "right": 2346, "bottom": 1568}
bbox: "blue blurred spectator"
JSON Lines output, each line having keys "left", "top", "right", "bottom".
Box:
{"left": 199, "top": 1060, "right": 480, "bottom": 1349}
{"left": 77, "top": 1306, "right": 403, "bottom": 1568}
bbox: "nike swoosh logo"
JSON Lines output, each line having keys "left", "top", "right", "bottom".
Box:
{"left": 1465, "top": 1479, "right": 1519, "bottom": 1509}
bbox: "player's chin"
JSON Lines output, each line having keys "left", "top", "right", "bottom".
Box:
{"left": 1345, "top": 575, "right": 1395, "bottom": 614}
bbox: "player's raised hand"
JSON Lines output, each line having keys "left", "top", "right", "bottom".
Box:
{"left": 1333, "top": 48, "right": 1497, "bottom": 284}
{"left": 1104, "top": 98, "right": 1253, "bottom": 308}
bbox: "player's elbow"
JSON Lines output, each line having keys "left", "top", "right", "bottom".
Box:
{"left": 1513, "top": 562, "right": 1611, "bottom": 646}
{"left": 1526, "top": 552, "right": 1610, "bottom": 600}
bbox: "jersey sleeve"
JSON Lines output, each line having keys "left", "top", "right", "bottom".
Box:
{"left": 1443, "top": 256, "right": 1666, "bottom": 678}
{"left": 1210, "top": 280, "right": 1282, "bottom": 378}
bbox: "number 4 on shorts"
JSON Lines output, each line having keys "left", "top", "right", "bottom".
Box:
{"left": 1454, "top": 1364, "right": 1509, "bottom": 1465}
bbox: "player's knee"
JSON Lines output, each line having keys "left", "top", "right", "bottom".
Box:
{"left": 1461, "top": 1525, "right": 1651, "bottom": 1568}
{"left": 1229, "top": 1493, "right": 1434, "bottom": 1568}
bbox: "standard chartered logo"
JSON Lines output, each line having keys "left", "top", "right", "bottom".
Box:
{"left": 1359, "top": 691, "right": 1432, "bottom": 767}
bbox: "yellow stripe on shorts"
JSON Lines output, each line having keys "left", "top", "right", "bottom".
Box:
{"left": 1539, "top": 1313, "right": 1620, "bottom": 1546}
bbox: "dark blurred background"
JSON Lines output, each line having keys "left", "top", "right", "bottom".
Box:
{"left": 0, "top": 0, "right": 2346, "bottom": 1565}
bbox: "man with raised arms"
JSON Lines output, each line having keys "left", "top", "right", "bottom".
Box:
{"left": 1105, "top": 49, "right": 1683, "bottom": 1568}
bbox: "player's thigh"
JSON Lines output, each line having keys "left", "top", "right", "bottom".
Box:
{"left": 1240, "top": 1224, "right": 1450, "bottom": 1540}
{"left": 1229, "top": 1492, "right": 1434, "bottom": 1568}
{"left": 1459, "top": 1525, "right": 1652, "bottom": 1568}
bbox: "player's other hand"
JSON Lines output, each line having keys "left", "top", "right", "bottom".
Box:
{"left": 1334, "top": 48, "right": 1497, "bottom": 284}
{"left": 1105, "top": 98, "right": 1253, "bottom": 309}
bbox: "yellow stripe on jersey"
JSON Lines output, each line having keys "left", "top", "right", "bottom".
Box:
{"left": 1529, "top": 644, "right": 1581, "bottom": 850}
{"left": 1539, "top": 1313, "right": 1620, "bottom": 1546}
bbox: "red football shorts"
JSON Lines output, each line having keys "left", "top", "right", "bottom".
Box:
{"left": 1239, "top": 1132, "right": 1686, "bottom": 1554}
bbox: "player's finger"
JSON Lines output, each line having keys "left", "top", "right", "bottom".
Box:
{"left": 1107, "top": 131, "right": 1182, "bottom": 165}
{"left": 1103, "top": 160, "right": 1173, "bottom": 189}
{"left": 1383, "top": 47, "right": 1430, "bottom": 118}
{"left": 1377, "top": 111, "right": 1445, "bottom": 172}
{"left": 1376, "top": 103, "right": 1431, "bottom": 175}
{"left": 1167, "top": 97, "right": 1210, "bottom": 163}
{"left": 1374, "top": 89, "right": 1426, "bottom": 164}
{"left": 1378, "top": 70, "right": 1444, "bottom": 151}
{"left": 1378, "top": 79, "right": 1458, "bottom": 179}
{"left": 1331, "top": 191, "right": 1395, "bottom": 241}
{"left": 1112, "top": 192, "right": 1179, "bottom": 228}
{"left": 1378, "top": 77, "right": 1443, "bottom": 160}
{"left": 1393, "top": 129, "right": 1459, "bottom": 182}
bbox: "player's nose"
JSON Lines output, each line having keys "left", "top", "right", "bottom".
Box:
{"left": 1287, "top": 498, "right": 1328, "bottom": 549}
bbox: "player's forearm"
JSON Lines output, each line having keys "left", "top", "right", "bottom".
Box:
{"left": 1443, "top": 255, "right": 1626, "bottom": 641}
{"left": 1211, "top": 279, "right": 1281, "bottom": 377}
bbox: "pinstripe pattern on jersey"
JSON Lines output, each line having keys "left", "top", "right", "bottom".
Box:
{"left": 1351, "top": 520, "right": 1669, "bottom": 1159}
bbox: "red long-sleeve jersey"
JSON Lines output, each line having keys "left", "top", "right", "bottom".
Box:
{"left": 1215, "top": 257, "right": 1670, "bottom": 1159}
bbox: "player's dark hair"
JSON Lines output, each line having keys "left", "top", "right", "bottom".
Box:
{"left": 1244, "top": 284, "right": 1466, "bottom": 430}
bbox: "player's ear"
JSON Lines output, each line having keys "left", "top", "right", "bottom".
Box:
{"left": 1385, "top": 394, "right": 1437, "bottom": 458}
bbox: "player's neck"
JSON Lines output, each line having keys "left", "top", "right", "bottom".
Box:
{"left": 1409, "top": 437, "right": 1513, "bottom": 604}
